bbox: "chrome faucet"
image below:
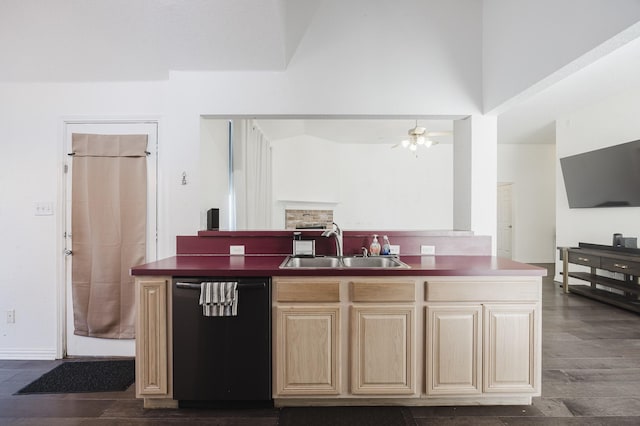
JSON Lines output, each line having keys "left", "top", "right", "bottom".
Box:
{"left": 321, "top": 222, "right": 343, "bottom": 257}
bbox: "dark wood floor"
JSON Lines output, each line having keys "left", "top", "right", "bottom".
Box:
{"left": 2, "top": 264, "right": 640, "bottom": 425}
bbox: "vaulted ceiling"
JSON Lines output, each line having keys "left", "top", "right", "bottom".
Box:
{"left": 2, "top": 0, "right": 640, "bottom": 145}
{"left": 0, "top": 0, "right": 320, "bottom": 80}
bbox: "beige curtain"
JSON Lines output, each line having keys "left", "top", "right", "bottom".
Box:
{"left": 71, "top": 133, "right": 148, "bottom": 339}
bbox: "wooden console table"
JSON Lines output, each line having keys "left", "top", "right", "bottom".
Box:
{"left": 560, "top": 243, "right": 640, "bottom": 314}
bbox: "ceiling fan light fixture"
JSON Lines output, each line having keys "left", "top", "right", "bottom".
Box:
{"left": 408, "top": 126, "right": 426, "bottom": 136}
{"left": 394, "top": 120, "right": 448, "bottom": 155}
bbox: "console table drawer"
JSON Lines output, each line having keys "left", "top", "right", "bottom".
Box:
{"left": 601, "top": 258, "right": 640, "bottom": 276}
{"left": 568, "top": 251, "right": 600, "bottom": 268}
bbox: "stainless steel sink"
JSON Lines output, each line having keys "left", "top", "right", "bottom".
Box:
{"left": 340, "top": 256, "right": 409, "bottom": 268}
{"left": 279, "top": 256, "right": 410, "bottom": 269}
{"left": 281, "top": 256, "right": 343, "bottom": 268}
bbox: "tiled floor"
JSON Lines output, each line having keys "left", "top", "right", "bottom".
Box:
{"left": 2, "top": 264, "right": 640, "bottom": 425}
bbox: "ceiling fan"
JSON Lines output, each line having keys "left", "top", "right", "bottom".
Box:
{"left": 392, "top": 121, "right": 451, "bottom": 154}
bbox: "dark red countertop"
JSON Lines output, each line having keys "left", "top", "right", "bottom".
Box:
{"left": 131, "top": 255, "right": 546, "bottom": 278}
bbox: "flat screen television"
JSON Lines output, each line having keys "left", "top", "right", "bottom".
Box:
{"left": 560, "top": 139, "right": 640, "bottom": 208}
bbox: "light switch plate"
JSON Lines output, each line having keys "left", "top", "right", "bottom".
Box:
{"left": 230, "top": 245, "right": 245, "bottom": 255}
{"left": 34, "top": 202, "right": 54, "bottom": 216}
{"left": 421, "top": 245, "right": 435, "bottom": 255}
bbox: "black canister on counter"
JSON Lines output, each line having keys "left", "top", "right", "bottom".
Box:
{"left": 613, "top": 233, "right": 623, "bottom": 247}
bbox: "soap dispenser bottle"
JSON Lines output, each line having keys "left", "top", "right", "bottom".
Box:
{"left": 370, "top": 234, "right": 381, "bottom": 256}
{"left": 381, "top": 235, "right": 391, "bottom": 255}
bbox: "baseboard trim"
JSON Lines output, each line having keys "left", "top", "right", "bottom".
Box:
{"left": 274, "top": 396, "right": 533, "bottom": 407}
{"left": 0, "top": 348, "right": 58, "bottom": 360}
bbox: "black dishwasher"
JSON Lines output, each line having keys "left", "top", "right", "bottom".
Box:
{"left": 172, "top": 277, "right": 271, "bottom": 405}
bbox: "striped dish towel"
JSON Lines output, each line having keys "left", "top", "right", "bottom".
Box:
{"left": 199, "top": 282, "right": 238, "bottom": 317}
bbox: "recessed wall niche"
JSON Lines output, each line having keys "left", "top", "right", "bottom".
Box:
{"left": 285, "top": 209, "right": 333, "bottom": 230}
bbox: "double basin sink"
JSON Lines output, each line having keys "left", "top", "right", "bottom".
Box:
{"left": 280, "top": 255, "right": 410, "bottom": 269}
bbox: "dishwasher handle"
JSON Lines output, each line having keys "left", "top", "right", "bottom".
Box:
{"left": 176, "top": 282, "right": 266, "bottom": 290}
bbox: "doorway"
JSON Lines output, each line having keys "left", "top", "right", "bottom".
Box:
{"left": 61, "top": 120, "right": 158, "bottom": 357}
{"left": 497, "top": 183, "right": 513, "bottom": 259}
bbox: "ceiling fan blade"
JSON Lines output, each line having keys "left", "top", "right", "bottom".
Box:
{"left": 425, "top": 131, "right": 452, "bottom": 137}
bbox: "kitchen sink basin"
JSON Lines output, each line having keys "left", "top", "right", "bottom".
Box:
{"left": 279, "top": 256, "right": 410, "bottom": 269}
{"left": 281, "top": 256, "right": 343, "bottom": 268}
{"left": 340, "top": 256, "right": 408, "bottom": 268}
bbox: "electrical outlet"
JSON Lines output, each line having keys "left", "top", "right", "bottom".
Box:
{"left": 230, "top": 245, "right": 245, "bottom": 255}
{"left": 6, "top": 310, "right": 15, "bottom": 324}
{"left": 421, "top": 245, "right": 435, "bottom": 255}
{"left": 389, "top": 245, "right": 400, "bottom": 255}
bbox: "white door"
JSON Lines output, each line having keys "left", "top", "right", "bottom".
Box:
{"left": 497, "top": 183, "right": 513, "bottom": 259}
{"left": 63, "top": 120, "right": 158, "bottom": 357}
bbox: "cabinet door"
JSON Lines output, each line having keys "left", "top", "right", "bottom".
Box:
{"left": 426, "top": 305, "right": 482, "bottom": 395}
{"left": 350, "top": 306, "right": 415, "bottom": 395}
{"left": 135, "top": 276, "right": 171, "bottom": 398}
{"left": 275, "top": 306, "right": 340, "bottom": 395}
{"left": 483, "top": 303, "right": 539, "bottom": 393}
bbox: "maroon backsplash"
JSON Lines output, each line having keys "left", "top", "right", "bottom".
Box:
{"left": 177, "top": 230, "right": 491, "bottom": 256}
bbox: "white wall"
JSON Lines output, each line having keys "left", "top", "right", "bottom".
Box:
{"left": 498, "top": 144, "right": 556, "bottom": 263}
{"left": 166, "top": 64, "right": 489, "bottom": 239}
{"left": 200, "top": 119, "right": 230, "bottom": 230}
{"left": 337, "top": 143, "right": 453, "bottom": 230}
{"left": 271, "top": 135, "right": 453, "bottom": 230}
{"left": 453, "top": 116, "right": 498, "bottom": 253}
{"left": 271, "top": 135, "right": 342, "bottom": 204}
{"left": 0, "top": 81, "right": 166, "bottom": 359}
{"left": 483, "top": 0, "right": 640, "bottom": 112}
{"left": 555, "top": 84, "right": 640, "bottom": 279}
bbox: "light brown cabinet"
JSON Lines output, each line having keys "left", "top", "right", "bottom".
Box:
{"left": 425, "top": 301, "right": 539, "bottom": 397}
{"left": 273, "top": 277, "right": 418, "bottom": 399}
{"left": 424, "top": 277, "right": 541, "bottom": 402}
{"left": 134, "top": 276, "right": 177, "bottom": 408}
{"left": 350, "top": 305, "right": 415, "bottom": 395}
{"left": 274, "top": 276, "right": 541, "bottom": 406}
{"left": 426, "top": 305, "right": 482, "bottom": 396}
{"left": 273, "top": 278, "right": 342, "bottom": 396}
{"left": 275, "top": 306, "right": 341, "bottom": 395}
{"left": 483, "top": 303, "right": 538, "bottom": 393}
{"left": 349, "top": 279, "right": 416, "bottom": 396}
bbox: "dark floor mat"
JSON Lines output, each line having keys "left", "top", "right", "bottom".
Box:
{"left": 279, "top": 406, "right": 416, "bottom": 426}
{"left": 15, "top": 359, "right": 135, "bottom": 394}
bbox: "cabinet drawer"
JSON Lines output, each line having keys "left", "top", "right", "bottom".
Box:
{"left": 276, "top": 280, "right": 340, "bottom": 302}
{"left": 350, "top": 281, "right": 415, "bottom": 302}
{"left": 568, "top": 251, "right": 600, "bottom": 268}
{"left": 601, "top": 257, "right": 640, "bottom": 276}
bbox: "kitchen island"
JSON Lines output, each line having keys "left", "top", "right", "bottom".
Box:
{"left": 131, "top": 231, "right": 545, "bottom": 408}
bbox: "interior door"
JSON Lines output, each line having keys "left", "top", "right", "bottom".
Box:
{"left": 63, "top": 120, "right": 158, "bottom": 357}
{"left": 497, "top": 183, "right": 513, "bottom": 259}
